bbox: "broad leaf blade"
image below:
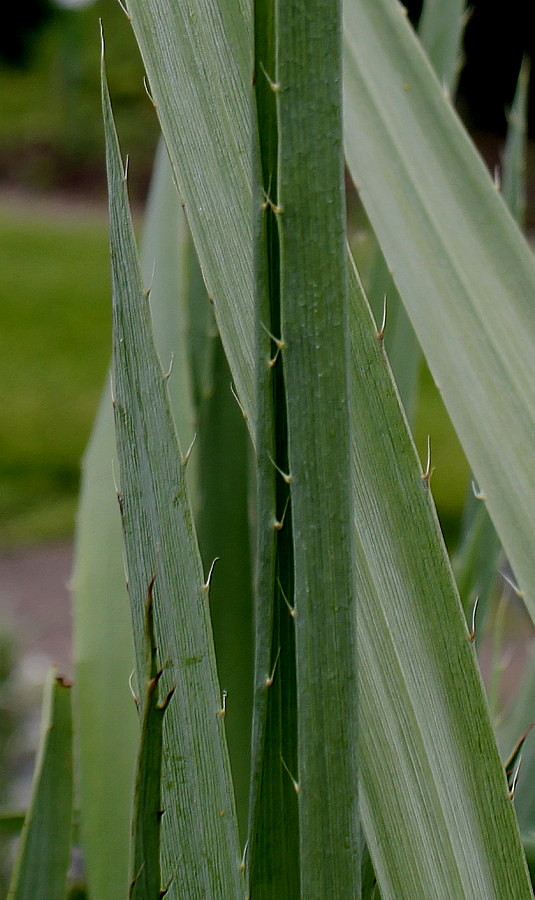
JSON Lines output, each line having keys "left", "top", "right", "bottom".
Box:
{"left": 103, "top": 62, "right": 243, "bottom": 898}
{"left": 344, "top": 0, "right": 535, "bottom": 619}
{"left": 348, "top": 258, "right": 531, "bottom": 898}
{"left": 452, "top": 57, "right": 529, "bottom": 631}
{"left": 7, "top": 672, "right": 72, "bottom": 900}
{"left": 364, "top": 0, "right": 467, "bottom": 421}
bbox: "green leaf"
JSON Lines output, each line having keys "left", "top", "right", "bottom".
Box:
{"left": 418, "top": 0, "right": 467, "bottom": 93}
{"left": 0, "top": 813, "right": 25, "bottom": 837}
{"left": 71, "top": 137, "right": 191, "bottom": 900}
{"left": 194, "top": 336, "right": 254, "bottom": 840}
{"left": 357, "top": 0, "right": 468, "bottom": 426}
{"left": 103, "top": 55, "right": 243, "bottom": 898}
{"left": 499, "top": 645, "right": 535, "bottom": 834}
{"left": 72, "top": 127, "right": 201, "bottom": 895}
{"left": 452, "top": 56, "right": 530, "bottom": 636}
{"left": 117, "top": 0, "right": 532, "bottom": 895}
{"left": 72, "top": 384, "right": 137, "bottom": 900}
{"left": 343, "top": 0, "right": 535, "bottom": 621}
{"left": 126, "top": 0, "right": 255, "bottom": 428}
{"left": 501, "top": 57, "right": 530, "bottom": 229}
{"left": 347, "top": 256, "right": 531, "bottom": 897}
{"left": 274, "top": 1, "right": 359, "bottom": 895}
{"left": 7, "top": 671, "right": 73, "bottom": 900}
{"left": 130, "top": 582, "right": 173, "bottom": 899}
{"left": 247, "top": 4, "right": 300, "bottom": 890}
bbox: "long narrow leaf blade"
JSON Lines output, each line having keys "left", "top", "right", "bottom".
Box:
{"left": 343, "top": 0, "right": 535, "bottom": 617}
{"left": 72, "top": 388, "right": 137, "bottom": 900}
{"left": 502, "top": 58, "right": 530, "bottom": 227}
{"left": 195, "top": 337, "right": 254, "bottom": 838}
{"left": 247, "top": 2, "right": 300, "bottom": 894}
{"left": 453, "top": 58, "right": 530, "bottom": 629}
{"left": 125, "top": 0, "right": 255, "bottom": 428}
{"left": 418, "top": 0, "right": 467, "bottom": 92}
{"left": 348, "top": 258, "right": 531, "bottom": 898}
{"left": 71, "top": 139, "right": 192, "bottom": 900}
{"left": 103, "top": 58, "right": 243, "bottom": 899}
{"left": 130, "top": 585, "right": 173, "bottom": 899}
{"left": 7, "top": 671, "right": 73, "bottom": 900}
{"left": 115, "top": 1, "right": 532, "bottom": 895}
{"left": 499, "top": 649, "right": 535, "bottom": 834}
{"left": 275, "top": 0, "right": 359, "bottom": 894}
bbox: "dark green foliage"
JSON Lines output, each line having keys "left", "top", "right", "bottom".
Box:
{"left": 130, "top": 581, "right": 173, "bottom": 899}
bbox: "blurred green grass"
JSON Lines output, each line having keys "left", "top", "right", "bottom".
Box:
{"left": 0, "top": 0, "right": 158, "bottom": 199}
{"left": 0, "top": 198, "right": 110, "bottom": 548}
{"left": 0, "top": 197, "right": 468, "bottom": 551}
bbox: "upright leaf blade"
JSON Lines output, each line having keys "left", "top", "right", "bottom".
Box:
{"left": 114, "top": 1, "right": 532, "bottom": 895}
{"left": 418, "top": 0, "right": 467, "bottom": 93}
{"left": 274, "top": 0, "right": 359, "bottom": 895}
{"left": 72, "top": 139, "right": 193, "bottom": 899}
{"left": 72, "top": 381, "right": 137, "bottom": 900}
{"left": 502, "top": 58, "right": 530, "bottom": 227}
{"left": 130, "top": 584, "right": 172, "bottom": 899}
{"left": 126, "top": 0, "right": 255, "bottom": 428}
{"left": 7, "top": 672, "right": 73, "bottom": 900}
{"left": 103, "top": 58, "right": 243, "bottom": 898}
{"left": 247, "top": 1, "right": 300, "bottom": 895}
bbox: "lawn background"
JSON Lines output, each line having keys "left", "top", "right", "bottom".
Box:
{"left": 1, "top": 0, "right": 533, "bottom": 550}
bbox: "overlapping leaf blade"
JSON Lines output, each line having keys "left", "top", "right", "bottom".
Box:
{"left": 103, "top": 0, "right": 534, "bottom": 896}
{"left": 71, "top": 139, "right": 194, "bottom": 898}
{"left": 103, "top": 59, "right": 243, "bottom": 898}
{"left": 343, "top": 0, "right": 535, "bottom": 619}
{"left": 126, "top": 0, "right": 255, "bottom": 427}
